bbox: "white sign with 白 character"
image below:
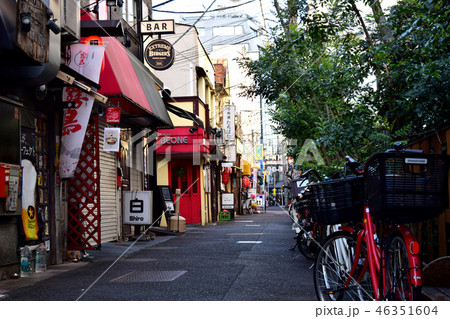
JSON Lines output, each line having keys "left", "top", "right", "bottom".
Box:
{"left": 123, "top": 191, "right": 153, "bottom": 225}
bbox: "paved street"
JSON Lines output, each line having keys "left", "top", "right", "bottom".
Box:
{"left": 0, "top": 206, "right": 316, "bottom": 301}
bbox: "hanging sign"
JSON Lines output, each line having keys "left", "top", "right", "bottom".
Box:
{"left": 103, "top": 128, "right": 121, "bottom": 152}
{"left": 223, "top": 105, "right": 235, "bottom": 141}
{"left": 106, "top": 107, "right": 121, "bottom": 123}
{"left": 140, "top": 20, "right": 175, "bottom": 34}
{"left": 145, "top": 39, "right": 175, "bottom": 70}
{"left": 59, "top": 43, "right": 105, "bottom": 178}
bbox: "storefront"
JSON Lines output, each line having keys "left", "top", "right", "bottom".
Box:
{"left": 0, "top": 0, "right": 62, "bottom": 278}
{"left": 61, "top": 35, "right": 174, "bottom": 250}
{"left": 156, "top": 126, "right": 211, "bottom": 224}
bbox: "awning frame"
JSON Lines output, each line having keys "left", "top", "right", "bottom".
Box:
{"left": 56, "top": 70, "right": 108, "bottom": 104}
{"left": 165, "top": 102, "right": 204, "bottom": 128}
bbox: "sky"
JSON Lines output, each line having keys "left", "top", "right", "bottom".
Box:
{"left": 152, "top": 0, "right": 277, "bottom": 28}
{"left": 151, "top": 0, "right": 399, "bottom": 27}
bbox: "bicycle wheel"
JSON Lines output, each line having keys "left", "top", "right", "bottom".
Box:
{"left": 297, "top": 229, "right": 319, "bottom": 260}
{"left": 384, "top": 234, "right": 421, "bottom": 301}
{"left": 314, "top": 231, "right": 373, "bottom": 301}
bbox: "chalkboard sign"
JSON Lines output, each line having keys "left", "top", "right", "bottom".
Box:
{"left": 21, "top": 127, "right": 36, "bottom": 163}
{"left": 157, "top": 186, "right": 175, "bottom": 213}
{"left": 162, "top": 187, "right": 172, "bottom": 201}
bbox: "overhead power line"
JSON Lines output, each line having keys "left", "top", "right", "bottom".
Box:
{"left": 152, "top": 0, "right": 176, "bottom": 9}
{"left": 153, "top": 0, "right": 256, "bottom": 14}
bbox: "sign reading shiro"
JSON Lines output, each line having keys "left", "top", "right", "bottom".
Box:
{"left": 145, "top": 39, "right": 175, "bottom": 70}
{"left": 123, "top": 191, "right": 153, "bottom": 225}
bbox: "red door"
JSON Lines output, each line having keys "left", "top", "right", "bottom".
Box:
{"left": 170, "top": 161, "right": 201, "bottom": 224}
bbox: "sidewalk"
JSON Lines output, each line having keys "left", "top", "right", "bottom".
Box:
{"left": 0, "top": 231, "right": 176, "bottom": 300}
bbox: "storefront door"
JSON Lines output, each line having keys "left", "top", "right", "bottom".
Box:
{"left": 170, "top": 161, "right": 201, "bottom": 224}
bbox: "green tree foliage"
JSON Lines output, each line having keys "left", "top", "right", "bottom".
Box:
{"left": 238, "top": 0, "right": 449, "bottom": 169}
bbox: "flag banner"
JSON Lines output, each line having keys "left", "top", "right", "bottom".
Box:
{"left": 59, "top": 43, "right": 105, "bottom": 178}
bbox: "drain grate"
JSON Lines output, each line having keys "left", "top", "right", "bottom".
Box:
{"left": 115, "top": 243, "right": 146, "bottom": 246}
{"left": 110, "top": 270, "right": 187, "bottom": 283}
{"left": 123, "top": 258, "right": 157, "bottom": 262}
{"left": 146, "top": 246, "right": 178, "bottom": 250}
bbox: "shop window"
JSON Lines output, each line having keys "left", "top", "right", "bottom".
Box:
{"left": 0, "top": 101, "right": 20, "bottom": 164}
{"left": 171, "top": 165, "right": 188, "bottom": 194}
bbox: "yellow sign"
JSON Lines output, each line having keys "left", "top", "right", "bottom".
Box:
{"left": 255, "top": 144, "right": 263, "bottom": 160}
{"left": 243, "top": 161, "right": 251, "bottom": 176}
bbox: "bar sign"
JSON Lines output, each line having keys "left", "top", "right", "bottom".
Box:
{"left": 141, "top": 20, "right": 175, "bottom": 34}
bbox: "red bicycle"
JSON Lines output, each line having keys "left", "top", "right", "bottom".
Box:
{"left": 313, "top": 144, "right": 448, "bottom": 301}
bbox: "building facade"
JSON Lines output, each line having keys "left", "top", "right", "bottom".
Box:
{"left": 0, "top": 0, "right": 175, "bottom": 279}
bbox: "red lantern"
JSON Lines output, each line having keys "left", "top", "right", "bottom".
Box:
{"left": 222, "top": 169, "right": 230, "bottom": 185}
{"left": 242, "top": 176, "right": 250, "bottom": 188}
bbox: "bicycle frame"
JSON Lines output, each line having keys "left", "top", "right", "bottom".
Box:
{"left": 363, "top": 205, "right": 382, "bottom": 300}
{"left": 342, "top": 205, "right": 422, "bottom": 300}
{"left": 394, "top": 224, "right": 422, "bottom": 287}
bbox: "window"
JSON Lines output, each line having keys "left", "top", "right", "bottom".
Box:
{"left": 213, "top": 25, "right": 244, "bottom": 36}
{"left": 122, "top": 0, "right": 137, "bottom": 28}
{"left": 197, "top": 27, "right": 205, "bottom": 37}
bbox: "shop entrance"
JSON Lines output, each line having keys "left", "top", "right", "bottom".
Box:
{"left": 169, "top": 161, "right": 200, "bottom": 224}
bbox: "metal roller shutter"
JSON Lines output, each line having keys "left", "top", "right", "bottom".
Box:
{"left": 99, "top": 118, "right": 119, "bottom": 243}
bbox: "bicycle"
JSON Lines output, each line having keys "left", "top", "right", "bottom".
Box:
{"left": 313, "top": 143, "right": 449, "bottom": 301}
{"left": 289, "top": 169, "right": 325, "bottom": 260}
{"left": 291, "top": 165, "right": 359, "bottom": 261}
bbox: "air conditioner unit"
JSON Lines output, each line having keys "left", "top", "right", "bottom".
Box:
{"left": 61, "top": 0, "right": 80, "bottom": 40}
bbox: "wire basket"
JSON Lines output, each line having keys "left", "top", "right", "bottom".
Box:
{"left": 364, "top": 153, "right": 448, "bottom": 223}
{"left": 310, "top": 176, "right": 365, "bottom": 225}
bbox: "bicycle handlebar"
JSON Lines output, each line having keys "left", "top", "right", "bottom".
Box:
{"left": 386, "top": 141, "right": 423, "bottom": 154}
{"left": 300, "top": 168, "right": 323, "bottom": 181}
{"left": 344, "top": 155, "right": 362, "bottom": 177}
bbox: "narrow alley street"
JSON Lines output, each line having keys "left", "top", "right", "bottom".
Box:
{"left": 0, "top": 206, "right": 316, "bottom": 301}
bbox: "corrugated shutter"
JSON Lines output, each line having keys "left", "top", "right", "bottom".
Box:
{"left": 99, "top": 118, "right": 119, "bottom": 243}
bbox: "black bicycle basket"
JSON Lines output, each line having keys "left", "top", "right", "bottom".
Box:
{"left": 309, "top": 176, "right": 365, "bottom": 225}
{"left": 364, "top": 152, "right": 448, "bottom": 223}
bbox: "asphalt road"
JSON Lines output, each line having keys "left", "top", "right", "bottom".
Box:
{"left": 1, "top": 206, "right": 316, "bottom": 301}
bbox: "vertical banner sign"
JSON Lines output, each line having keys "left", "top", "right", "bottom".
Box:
{"left": 59, "top": 43, "right": 105, "bottom": 178}
{"left": 223, "top": 105, "right": 235, "bottom": 141}
{"left": 21, "top": 159, "right": 38, "bottom": 241}
{"left": 255, "top": 144, "right": 263, "bottom": 160}
{"left": 252, "top": 168, "right": 258, "bottom": 189}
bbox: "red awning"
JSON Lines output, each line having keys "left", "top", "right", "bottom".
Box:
{"left": 98, "top": 37, "right": 173, "bottom": 128}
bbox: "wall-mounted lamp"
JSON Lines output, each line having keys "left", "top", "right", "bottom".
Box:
{"left": 46, "top": 8, "right": 61, "bottom": 34}
{"left": 210, "top": 127, "right": 222, "bottom": 138}
{"left": 20, "top": 13, "right": 32, "bottom": 33}
{"left": 107, "top": 0, "right": 124, "bottom": 7}
{"left": 189, "top": 126, "right": 198, "bottom": 134}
